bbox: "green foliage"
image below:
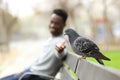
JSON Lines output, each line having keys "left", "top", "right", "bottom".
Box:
{"left": 88, "top": 50, "right": 120, "bottom": 70}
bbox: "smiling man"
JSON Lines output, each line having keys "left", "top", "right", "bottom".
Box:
{"left": 0, "top": 9, "right": 68, "bottom": 80}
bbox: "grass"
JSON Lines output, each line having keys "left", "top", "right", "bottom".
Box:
{"left": 87, "top": 50, "right": 120, "bottom": 70}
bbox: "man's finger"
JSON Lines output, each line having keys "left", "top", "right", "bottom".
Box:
{"left": 55, "top": 45, "right": 59, "bottom": 50}
{"left": 60, "top": 40, "right": 66, "bottom": 48}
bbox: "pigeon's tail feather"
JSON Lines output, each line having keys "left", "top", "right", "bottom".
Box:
{"left": 91, "top": 50, "right": 111, "bottom": 61}
{"left": 95, "top": 58, "right": 104, "bottom": 65}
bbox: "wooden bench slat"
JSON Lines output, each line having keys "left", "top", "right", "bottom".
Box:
{"left": 58, "top": 53, "right": 80, "bottom": 80}
{"left": 76, "top": 59, "right": 120, "bottom": 80}
{"left": 60, "top": 67, "right": 74, "bottom": 80}
{"left": 64, "top": 53, "right": 79, "bottom": 71}
{"left": 76, "top": 59, "right": 97, "bottom": 80}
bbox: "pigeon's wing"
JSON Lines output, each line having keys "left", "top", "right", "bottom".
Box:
{"left": 73, "top": 37, "right": 99, "bottom": 56}
{"left": 73, "top": 37, "right": 111, "bottom": 61}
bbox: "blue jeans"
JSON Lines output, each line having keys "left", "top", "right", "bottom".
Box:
{"left": 0, "top": 69, "right": 44, "bottom": 80}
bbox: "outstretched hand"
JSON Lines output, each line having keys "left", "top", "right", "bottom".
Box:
{"left": 55, "top": 40, "right": 66, "bottom": 53}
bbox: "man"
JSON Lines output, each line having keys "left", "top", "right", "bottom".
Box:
{"left": 0, "top": 9, "right": 68, "bottom": 80}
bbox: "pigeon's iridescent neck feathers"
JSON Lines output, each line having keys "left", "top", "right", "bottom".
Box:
{"left": 65, "top": 29, "right": 80, "bottom": 44}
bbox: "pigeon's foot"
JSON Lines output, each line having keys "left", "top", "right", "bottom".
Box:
{"left": 80, "top": 56, "right": 86, "bottom": 60}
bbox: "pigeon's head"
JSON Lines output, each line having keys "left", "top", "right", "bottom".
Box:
{"left": 65, "top": 28, "right": 75, "bottom": 35}
{"left": 64, "top": 28, "right": 79, "bottom": 38}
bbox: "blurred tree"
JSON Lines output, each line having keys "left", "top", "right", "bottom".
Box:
{"left": 56, "top": 0, "right": 82, "bottom": 30}
{"left": 0, "top": 0, "right": 2, "bottom": 4}
{"left": 0, "top": 7, "right": 17, "bottom": 52}
{"left": 102, "top": 0, "right": 115, "bottom": 44}
{"left": 111, "top": 0, "right": 120, "bottom": 44}
{"left": 83, "top": 0, "right": 97, "bottom": 40}
{"left": 111, "top": 0, "right": 120, "bottom": 15}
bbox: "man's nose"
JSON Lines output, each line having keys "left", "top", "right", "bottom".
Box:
{"left": 50, "top": 23, "right": 55, "bottom": 28}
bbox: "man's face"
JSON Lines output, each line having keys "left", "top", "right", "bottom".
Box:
{"left": 49, "top": 14, "right": 65, "bottom": 37}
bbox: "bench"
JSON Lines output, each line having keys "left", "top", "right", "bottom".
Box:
{"left": 58, "top": 53, "right": 120, "bottom": 80}
{"left": 20, "top": 53, "right": 120, "bottom": 80}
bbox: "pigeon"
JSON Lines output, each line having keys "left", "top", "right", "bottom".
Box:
{"left": 65, "top": 28, "right": 110, "bottom": 65}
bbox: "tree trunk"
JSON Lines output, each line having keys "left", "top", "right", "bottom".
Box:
{"left": 87, "top": 7, "right": 97, "bottom": 40}
{"left": 103, "top": 0, "right": 114, "bottom": 44}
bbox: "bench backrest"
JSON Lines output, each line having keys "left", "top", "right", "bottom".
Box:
{"left": 60, "top": 53, "right": 79, "bottom": 80}
{"left": 60, "top": 53, "right": 120, "bottom": 80}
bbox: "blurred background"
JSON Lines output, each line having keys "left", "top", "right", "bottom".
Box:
{"left": 0, "top": 0, "right": 120, "bottom": 77}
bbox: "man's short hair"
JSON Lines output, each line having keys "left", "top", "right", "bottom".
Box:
{"left": 53, "top": 9, "right": 68, "bottom": 23}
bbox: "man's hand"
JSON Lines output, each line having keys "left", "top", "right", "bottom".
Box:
{"left": 55, "top": 40, "right": 66, "bottom": 53}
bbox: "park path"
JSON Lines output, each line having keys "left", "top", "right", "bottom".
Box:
{"left": 0, "top": 39, "right": 45, "bottom": 78}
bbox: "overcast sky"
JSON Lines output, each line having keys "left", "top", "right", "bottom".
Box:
{"left": 3, "top": 0, "right": 50, "bottom": 17}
